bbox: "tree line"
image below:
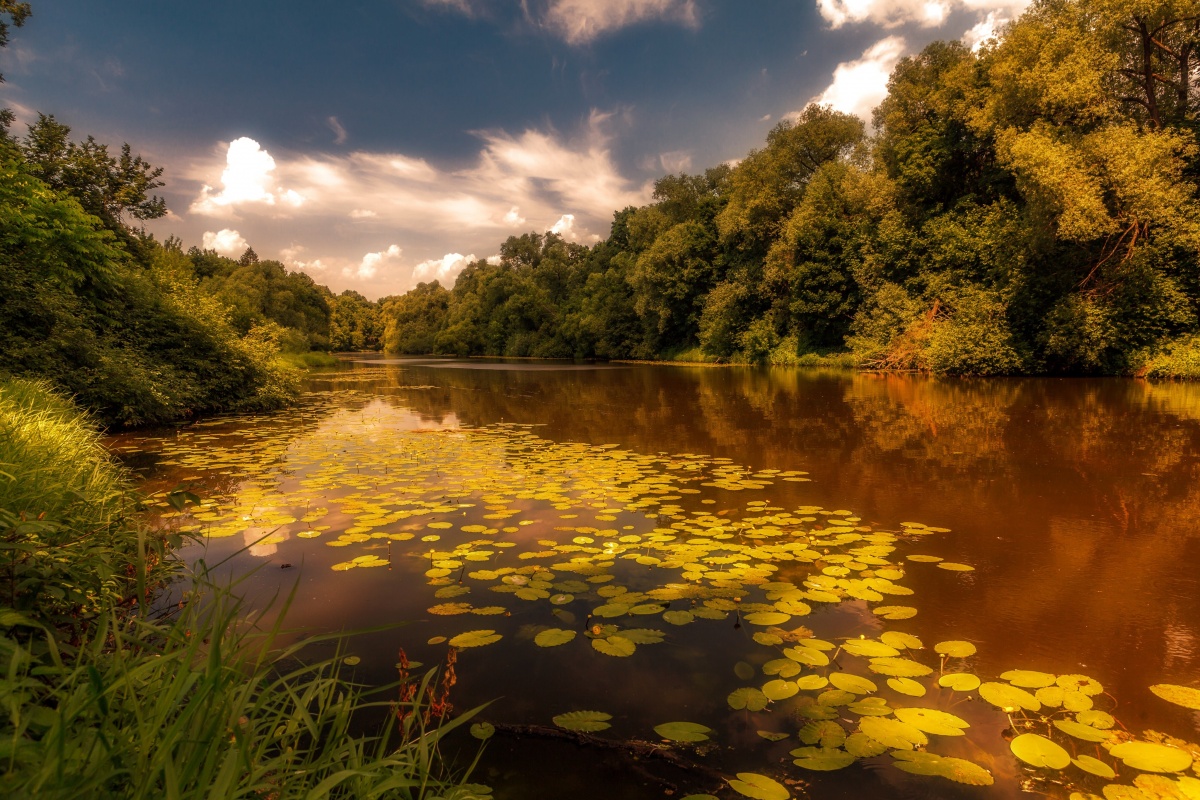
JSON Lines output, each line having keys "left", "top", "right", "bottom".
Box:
{"left": 381, "top": 0, "right": 1200, "bottom": 377}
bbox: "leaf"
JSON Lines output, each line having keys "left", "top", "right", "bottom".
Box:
{"left": 791, "top": 746, "right": 855, "bottom": 771}
{"left": 449, "top": 630, "right": 503, "bottom": 649}
{"left": 867, "top": 657, "right": 932, "bottom": 677}
{"left": 887, "top": 677, "right": 926, "bottom": 697}
{"left": 842, "top": 638, "right": 901, "bottom": 658}
{"left": 1108, "top": 741, "right": 1194, "bottom": 773}
{"left": 830, "top": 673, "right": 878, "bottom": 694}
{"left": 937, "top": 562, "right": 975, "bottom": 571}
{"left": 620, "top": 628, "right": 666, "bottom": 644}
{"left": 591, "top": 635, "right": 636, "bottom": 657}
{"left": 1054, "top": 719, "right": 1114, "bottom": 743}
{"left": 1010, "top": 733, "right": 1070, "bottom": 769}
{"left": 662, "top": 610, "right": 695, "bottom": 625}
{"left": 470, "top": 722, "right": 495, "bottom": 740}
{"left": 1150, "top": 684, "right": 1200, "bottom": 711}
{"left": 845, "top": 732, "right": 888, "bottom": 757}
{"left": 1071, "top": 755, "right": 1116, "bottom": 779}
{"left": 728, "top": 687, "right": 770, "bottom": 711}
{"left": 938, "top": 673, "right": 981, "bottom": 692}
{"left": 1077, "top": 710, "right": 1116, "bottom": 729}
{"left": 745, "top": 611, "right": 791, "bottom": 626}
{"left": 794, "top": 674, "right": 829, "bottom": 691}
{"left": 934, "top": 640, "right": 976, "bottom": 658}
{"left": 342, "top": 655, "right": 361, "bottom": 666}
{"left": 979, "top": 681, "right": 1041, "bottom": 712}
{"left": 534, "top": 628, "right": 576, "bottom": 647}
{"left": 757, "top": 730, "right": 789, "bottom": 742}
{"left": 873, "top": 605, "right": 917, "bottom": 620}
{"left": 654, "top": 721, "right": 713, "bottom": 742}
{"left": 553, "top": 711, "right": 612, "bottom": 732}
{"left": 1001, "top": 669, "right": 1057, "bottom": 688}
{"left": 858, "top": 716, "right": 928, "bottom": 750}
{"left": 763, "top": 679, "right": 799, "bottom": 701}
{"left": 728, "top": 772, "right": 791, "bottom": 799}
{"left": 798, "top": 720, "right": 846, "bottom": 748}
{"left": 893, "top": 707, "right": 969, "bottom": 736}
{"left": 734, "top": 661, "right": 756, "bottom": 680}
{"left": 880, "top": 631, "right": 924, "bottom": 650}
{"left": 892, "top": 752, "right": 994, "bottom": 785}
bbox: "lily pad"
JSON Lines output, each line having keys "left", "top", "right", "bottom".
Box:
{"left": 979, "top": 681, "right": 1041, "bottom": 712}
{"left": 592, "top": 635, "right": 636, "bottom": 657}
{"left": 830, "top": 673, "right": 878, "bottom": 694}
{"left": 845, "top": 732, "right": 888, "bottom": 757}
{"left": 534, "top": 628, "right": 576, "bottom": 647}
{"left": 1077, "top": 710, "right": 1116, "bottom": 729}
{"left": 894, "top": 707, "right": 969, "bottom": 737}
{"left": 1011, "top": 733, "right": 1071, "bottom": 769}
{"left": 880, "top": 631, "right": 924, "bottom": 651}
{"left": 620, "top": 628, "right": 666, "bottom": 644}
{"left": 842, "top": 639, "right": 901, "bottom": 658}
{"left": 728, "top": 687, "right": 770, "bottom": 712}
{"left": 858, "top": 716, "right": 928, "bottom": 750}
{"left": 795, "top": 674, "right": 830, "bottom": 691}
{"left": 1150, "top": 684, "right": 1200, "bottom": 711}
{"left": 1002, "top": 669, "right": 1057, "bottom": 689}
{"left": 763, "top": 679, "right": 799, "bottom": 701}
{"left": 798, "top": 720, "right": 846, "bottom": 748}
{"left": 1072, "top": 755, "right": 1116, "bottom": 779}
{"left": 745, "top": 611, "right": 791, "bottom": 626}
{"left": 449, "top": 630, "right": 503, "bottom": 648}
{"left": 887, "top": 677, "right": 927, "bottom": 697}
{"left": 655, "top": 721, "right": 714, "bottom": 743}
{"left": 757, "top": 730, "right": 790, "bottom": 742}
{"left": 734, "top": 661, "right": 756, "bottom": 681}
{"left": 728, "top": 772, "right": 791, "bottom": 799}
{"left": 470, "top": 722, "right": 496, "bottom": 740}
{"left": 1108, "top": 742, "right": 1194, "bottom": 773}
{"left": 662, "top": 610, "right": 695, "bottom": 626}
{"left": 553, "top": 710, "right": 612, "bottom": 732}
{"left": 892, "top": 752, "right": 994, "bottom": 785}
{"left": 939, "top": 673, "right": 981, "bottom": 692}
{"left": 873, "top": 605, "right": 918, "bottom": 620}
{"left": 934, "top": 641, "right": 977, "bottom": 658}
{"left": 791, "top": 747, "right": 855, "bottom": 771}
{"left": 868, "top": 657, "right": 933, "bottom": 677}
{"left": 1054, "top": 719, "right": 1114, "bottom": 743}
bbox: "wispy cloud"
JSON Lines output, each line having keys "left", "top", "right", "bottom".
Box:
{"left": 542, "top": 0, "right": 699, "bottom": 44}
{"left": 327, "top": 116, "right": 347, "bottom": 144}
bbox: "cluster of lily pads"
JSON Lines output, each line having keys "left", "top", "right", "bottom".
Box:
{"left": 128, "top": 397, "right": 1200, "bottom": 800}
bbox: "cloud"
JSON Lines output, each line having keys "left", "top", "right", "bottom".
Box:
{"left": 963, "top": 10, "right": 1006, "bottom": 49}
{"left": 190, "top": 137, "right": 306, "bottom": 215}
{"left": 349, "top": 208, "right": 378, "bottom": 219}
{"left": 413, "top": 252, "right": 477, "bottom": 285}
{"left": 658, "top": 150, "right": 693, "bottom": 173}
{"left": 327, "top": 116, "right": 347, "bottom": 144}
{"left": 816, "top": 0, "right": 1028, "bottom": 29}
{"left": 201, "top": 228, "right": 249, "bottom": 256}
{"left": 807, "top": 36, "right": 906, "bottom": 123}
{"left": 503, "top": 206, "right": 526, "bottom": 226}
{"left": 351, "top": 245, "right": 403, "bottom": 280}
{"left": 543, "top": 0, "right": 699, "bottom": 45}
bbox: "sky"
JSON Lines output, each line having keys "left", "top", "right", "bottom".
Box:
{"left": 1, "top": 0, "right": 1029, "bottom": 299}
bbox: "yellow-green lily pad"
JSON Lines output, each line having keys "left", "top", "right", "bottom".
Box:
{"left": 728, "top": 772, "right": 791, "bottom": 799}
{"left": 939, "top": 673, "right": 981, "bottom": 692}
{"left": 1150, "top": 684, "right": 1200, "bottom": 711}
{"left": 655, "top": 721, "right": 714, "bottom": 743}
{"left": 1011, "top": 733, "right": 1070, "bottom": 769}
{"left": 1108, "top": 742, "right": 1193, "bottom": 773}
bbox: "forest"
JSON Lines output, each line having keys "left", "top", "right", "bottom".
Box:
{"left": 381, "top": 0, "right": 1200, "bottom": 378}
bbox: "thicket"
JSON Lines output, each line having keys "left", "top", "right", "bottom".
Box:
{"left": 0, "top": 377, "right": 483, "bottom": 799}
{"left": 381, "top": 0, "right": 1200, "bottom": 377}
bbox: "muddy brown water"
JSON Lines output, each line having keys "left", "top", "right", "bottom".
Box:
{"left": 110, "top": 357, "right": 1200, "bottom": 799}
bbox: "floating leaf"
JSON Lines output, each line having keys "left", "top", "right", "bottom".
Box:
{"left": 745, "top": 611, "right": 791, "bottom": 626}
{"left": 843, "top": 639, "right": 901, "bottom": 658}
{"left": 620, "top": 629, "right": 666, "bottom": 644}
{"left": 887, "top": 677, "right": 926, "bottom": 697}
{"left": 894, "top": 707, "right": 969, "bottom": 737}
{"left": 592, "top": 635, "right": 636, "bottom": 657}
{"left": 830, "top": 673, "right": 878, "bottom": 694}
{"left": 848, "top": 697, "right": 894, "bottom": 715}
{"left": 873, "top": 606, "right": 917, "bottom": 620}
{"left": 757, "top": 730, "right": 790, "bottom": 742}
{"left": 553, "top": 711, "right": 611, "bottom": 732}
{"left": 342, "top": 655, "right": 361, "bottom": 666}
{"left": 845, "top": 732, "right": 888, "bottom": 757}
{"left": 795, "top": 675, "right": 830, "bottom": 691}
{"left": 470, "top": 722, "right": 495, "bottom": 740}
{"left": 934, "top": 641, "right": 976, "bottom": 658}
{"left": 655, "top": 721, "right": 713, "bottom": 743}
{"left": 858, "top": 716, "right": 928, "bottom": 750}
{"left": 1002, "top": 669, "right": 1057, "bottom": 689}
{"left": 728, "top": 772, "right": 791, "bottom": 799}
{"left": 868, "top": 657, "right": 933, "bottom": 677}
{"left": 891, "top": 751, "right": 994, "bottom": 785}
{"left": 1108, "top": 742, "right": 1194, "bottom": 773}
{"left": 979, "top": 681, "right": 1041, "bottom": 712}
{"left": 763, "top": 679, "right": 799, "bottom": 701}
{"left": 449, "top": 630, "right": 503, "bottom": 649}
{"left": 798, "top": 720, "right": 846, "bottom": 748}
{"left": 1036, "top": 686, "right": 1065, "bottom": 708}
{"left": 791, "top": 746, "right": 855, "bottom": 771}
{"left": 1078, "top": 710, "right": 1116, "bottom": 729}
{"left": 1072, "top": 755, "right": 1116, "bottom": 779}
{"left": 939, "top": 673, "right": 981, "bottom": 692}
{"left": 734, "top": 661, "right": 757, "bottom": 680}
{"left": 937, "top": 562, "right": 975, "bottom": 572}
{"left": 1054, "top": 719, "right": 1114, "bottom": 743}
{"left": 906, "top": 555, "right": 943, "bottom": 562}
{"left": 880, "top": 631, "right": 924, "bottom": 651}
{"left": 1011, "top": 733, "right": 1071, "bottom": 769}
{"left": 662, "top": 610, "right": 695, "bottom": 626}
{"left": 534, "top": 628, "right": 576, "bottom": 647}
{"left": 592, "top": 603, "right": 630, "bottom": 618}
{"left": 1150, "top": 684, "right": 1200, "bottom": 712}
{"left": 763, "top": 658, "right": 801, "bottom": 678}
{"left": 728, "top": 687, "right": 770, "bottom": 712}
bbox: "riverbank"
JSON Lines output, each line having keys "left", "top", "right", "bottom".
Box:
{"left": 0, "top": 378, "right": 481, "bottom": 799}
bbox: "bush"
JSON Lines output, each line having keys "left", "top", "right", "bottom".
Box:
{"left": 925, "top": 288, "right": 1025, "bottom": 376}
{"left": 1141, "top": 334, "right": 1200, "bottom": 379}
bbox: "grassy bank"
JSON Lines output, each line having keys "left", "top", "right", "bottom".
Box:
{"left": 0, "top": 378, "right": 484, "bottom": 799}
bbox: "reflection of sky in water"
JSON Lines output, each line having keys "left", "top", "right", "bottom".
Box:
{"left": 110, "top": 364, "right": 1200, "bottom": 800}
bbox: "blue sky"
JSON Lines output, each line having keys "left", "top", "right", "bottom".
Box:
{"left": 1, "top": 0, "right": 1028, "bottom": 298}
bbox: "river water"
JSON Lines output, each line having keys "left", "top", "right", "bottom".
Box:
{"left": 110, "top": 357, "right": 1200, "bottom": 799}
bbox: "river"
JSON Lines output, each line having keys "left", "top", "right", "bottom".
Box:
{"left": 110, "top": 356, "right": 1200, "bottom": 799}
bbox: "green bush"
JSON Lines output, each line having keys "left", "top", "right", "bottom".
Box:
{"left": 925, "top": 288, "right": 1025, "bottom": 376}
{"left": 1142, "top": 334, "right": 1200, "bottom": 379}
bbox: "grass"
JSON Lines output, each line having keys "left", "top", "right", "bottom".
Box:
{"left": 0, "top": 378, "right": 486, "bottom": 799}
{"left": 278, "top": 351, "right": 341, "bottom": 369}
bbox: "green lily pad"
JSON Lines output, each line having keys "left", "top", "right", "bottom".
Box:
{"left": 342, "top": 655, "right": 361, "bottom": 666}
{"left": 552, "top": 710, "right": 612, "bottom": 732}
{"left": 1011, "top": 733, "right": 1070, "bottom": 769}
{"left": 798, "top": 720, "right": 846, "bottom": 748}
{"left": 449, "top": 630, "right": 503, "bottom": 648}
{"left": 655, "top": 721, "right": 714, "bottom": 743}
{"left": 734, "top": 661, "right": 757, "bottom": 680}
{"left": 784, "top": 646, "right": 830, "bottom": 667}
{"left": 979, "top": 681, "right": 1041, "bottom": 712}
{"left": 894, "top": 707, "right": 969, "bottom": 736}
{"left": 763, "top": 679, "right": 799, "bottom": 701}
{"left": 845, "top": 732, "right": 888, "bottom": 757}
{"left": 858, "top": 716, "right": 928, "bottom": 750}
{"left": 1001, "top": 669, "right": 1057, "bottom": 689}
{"left": 592, "top": 635, "right": 636, "bottom": 657}
{"left": 873, "top": 606, "right": 917, "bottom": 620}
{"left": 534, "top": 628, "right": 576, "bottom": 647}
{"left": 934, "top": 641, "right": 977, "bottom": 658}
{"left": 842, "top": 639, "right": 900, "bottom": 658}
{"left": 592, "top": 603, "right": 630, "bottom": 618}
{"left": 728, "top": 687, "right": 770, "bottom": 711}
{"left": 868, "top": 657, "right": 933, "bottom": 677}
{"left": 848, "top": 697, "right": 894, "bottom": 715}
{"left": 757, "top": 730, "right": 789, "bottom": 742}
{"left": 470, "top": 722, "right": 495, "bottom": 740}
{"left": 1108, "top": 741, "right": 1194, "bottom": 773}
{"left": 791, "top": 746, "right": 855, "bottom": 771}
{"left": 1057, "top": 674, "right": 1104, "bottom": 696}
{"left": 662, "top": 610, "right": 695, "bottom": 626}
{"left": 1071, "top": 755, "right": 1116, "bottom": 779}
{"left": 939, "top": 673, "right": 981, "bottom": 692}
{"left": 620, "top": 628, "right": 666, "bottom": 644}
{"left": 1054, "top": 719, "right": 1114, "bottom": 743}
{"left": 892, "top": 751, "right": 994, "bottom": 785}
{"left": 830, "top": 673, "right": 878, "bottom": 694}
{"left": 1077, "top": 710, "right": 1116, "bottom": 729}
{"left": 1150, "top": 684, "right": 1200, "bottom": 711}
{"left": 763, "top": 658, "right": 802, "bottom": 678}
{"left": 937, "top": 562, "right": 975, "bottom": 572}
{"left": 728, "top": 772, "right": 791, "bottom": 799}
{"left": 880, "top": 631, "right": 924, "bottom": 651}
{"left": 1036, "top": 686, "right": 1065, "bottom": 708}
{"left": 745, "top": 611, "right": 791, "bottom": 626}
{"left": 887, "top": 677, "right": 927, "bottom": 697}
{"left": 795, "top": 674, "right": 830, "bottom": 691}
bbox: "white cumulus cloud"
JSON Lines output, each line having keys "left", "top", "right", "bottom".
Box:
{"left": 190, "top": 137, "right": 305, "bottom": 215}
{"left": 351, "top": 245, "right": 403, "bottom": 281}
{"left": 816, "top": 0, "right": 1028, "bottom": 29}
{"left": 201, "top": 228, "right": 249, "bottom": 256}
{"left": 413, "top": 252, "right": 477, "bottom": 285}
{"left": 543, "top": 0, "right": 699, "bottom": 44}
{"left": 808, "top": 36, "right": 907, "bottom": 123}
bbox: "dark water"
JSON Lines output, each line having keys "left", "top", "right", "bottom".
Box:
{"left": 110, "top": 357, "right": 1200, "bottom": 799}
